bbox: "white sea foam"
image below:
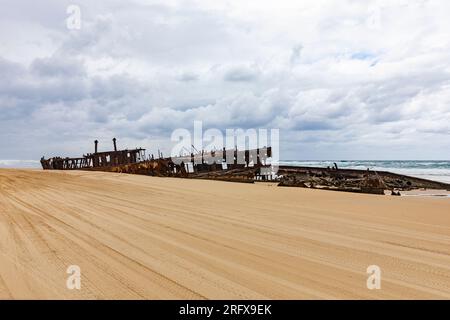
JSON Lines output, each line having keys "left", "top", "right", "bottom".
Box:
{"left": 0, "top": 160, "right": 40, "bottom": 168}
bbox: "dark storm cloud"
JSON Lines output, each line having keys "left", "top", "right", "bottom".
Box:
{"left": 224, "top": 66, "right": 260, "bottom": 82}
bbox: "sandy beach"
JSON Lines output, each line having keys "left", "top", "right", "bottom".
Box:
{"left": 0, "top": 169, "right": 449, "bottom": 299}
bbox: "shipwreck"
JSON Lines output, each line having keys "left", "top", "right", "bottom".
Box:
{"left": 40, "top": 138, "right": 450, "bottom": 195}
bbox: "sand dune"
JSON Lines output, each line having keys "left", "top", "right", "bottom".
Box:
{"left": 0, "top": 169, "right": 449, "bottom": 299}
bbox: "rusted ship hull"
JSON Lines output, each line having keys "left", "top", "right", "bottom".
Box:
{"left": 40, "top": 139, "right": 450, "bottom": 195}
{"left": 277, "top": 165, "right": 450, "bottom": 194}
{"left": 41, "top": 138, "right": 273, "bottom": 183}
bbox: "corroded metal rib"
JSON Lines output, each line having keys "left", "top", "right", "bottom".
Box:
{"left": 40, "top": 139, "right": 450, "bottom": 195}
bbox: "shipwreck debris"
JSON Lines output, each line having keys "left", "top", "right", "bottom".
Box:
{"left": 276, "top": 165, "right": 450, "bottom": 195}
{"left": 40, "top": 139, "right": 450, "bottom": 196}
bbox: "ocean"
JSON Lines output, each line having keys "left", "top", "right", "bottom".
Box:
{"left": 2, "top": 159, "right": 450, "bottom": 184}
{"left": 279, "top": 160, "right": 450, "bottom": 184}
{"left": 0, "top": 160, "right": 40, "bottom": 168}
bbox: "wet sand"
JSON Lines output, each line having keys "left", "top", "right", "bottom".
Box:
{"left": 0, "top": 169, "right": 449, "bottom": 299}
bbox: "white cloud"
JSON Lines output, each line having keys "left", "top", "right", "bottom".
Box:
{"left": 0, "top": 0, "right": 449, "bottom": 162}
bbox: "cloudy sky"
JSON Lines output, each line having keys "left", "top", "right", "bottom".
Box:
{"left": 1, "top": 0, "right": 450, "bottom": 165}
